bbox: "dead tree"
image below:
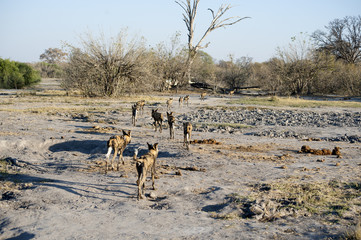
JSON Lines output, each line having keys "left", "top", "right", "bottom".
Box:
{"left": 175, "top": 0, "right": 249, "bottom": 85}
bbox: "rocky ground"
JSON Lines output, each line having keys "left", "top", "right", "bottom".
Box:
{"left": 0, "top": 81, "right": 360, "bottom": 239}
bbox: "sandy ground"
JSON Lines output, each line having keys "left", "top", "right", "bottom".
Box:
{"left": 0, "top": 80, "right": 360, "bottom": 239}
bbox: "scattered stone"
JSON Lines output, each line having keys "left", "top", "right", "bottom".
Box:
{"left": 298, "top": 145, "right": 332, "bottom": 155}
{"left": 183, "top": 108, "right": 361, "bottom": 143}
{"left": 303, "top": 137, "right": 321, "bottom": 141}
{"left": 180, "top": 166, "right": 206, "bottom": 172}
{"left": 190, "top": 139, "right": 221, "bottom": 145}
{"left": 149, "top": 191, "right": 157, "bottom": 199}
{"left": 82, "top": 126, "right": 120, "bottom": 133}
{"left": 185, "top": 108, "right": 361, "bottom": 130}
{"left": 332, "top": 147, "right": 342, "bottom": 157}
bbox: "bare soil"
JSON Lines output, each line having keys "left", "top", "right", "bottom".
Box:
{"left": 0, "top": 79, "right": 360, "bottom": 239}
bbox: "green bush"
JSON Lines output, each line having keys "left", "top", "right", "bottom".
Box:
{"left": 0, "top": 58, "right": 40, "bottom": 89}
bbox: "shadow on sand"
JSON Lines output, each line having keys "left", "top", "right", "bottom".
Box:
{"left": 49, "top": 140, "right": 105, "bottom": 154}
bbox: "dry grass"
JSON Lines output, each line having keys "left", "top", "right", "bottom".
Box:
{"left": 0, "top": 131, "right": 22, "bottom": 136}
{"left": 228, "top": 96, "right": 361, "bottom": 108}
{"left": 214, "top": 179, "right": 361, "bottom": 222}
{"left": 0, "top": 93, "right": 169, "bottom": 115}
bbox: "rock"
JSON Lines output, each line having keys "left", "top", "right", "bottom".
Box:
{"left": 149, "top": 191, "right": 157, "bottom": 199}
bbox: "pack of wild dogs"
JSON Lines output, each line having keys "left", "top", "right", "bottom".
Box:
{"left": 106, "top": 95, "right": 193, "bottom": 200}
{"left": 105, "top": 92, "right": 343, "bottom": 200}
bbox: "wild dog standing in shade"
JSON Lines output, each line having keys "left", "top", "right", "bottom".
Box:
{"left": 136, "top": 100, "right": 145, "bottom": 115}
{"left": 229, "top": 90, "right": 235, "bottom": 96}
{"left": 200, "top": 92, "right": 207, "bottom": 101}
{"left": 179, "top": 96, "right": 183, "bottom": 108}
{"left": 184, "top": 95, "right": 190, "bottom": 107}
{"left": 167, "top": 112, "right": 175, "bottom": 139}
{"left": 183, "top": 122, "right": 192, "bottom": 150}
{"left": 131, "top": 104, "right": 139, "bottom": 126}
{"left": 105, "top": 130, "right": 132, "bottom": 173}
{"left": 151, "top": 109, "right": 164, "bottom": 133}
{"left": 166, "top": 98, "right": 173, "bottom": 111}
{"left": 134, "top": 143, "right": 159, "bottom": 200}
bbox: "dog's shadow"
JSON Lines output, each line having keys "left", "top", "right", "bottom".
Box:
{"left": 49, "top": 140, "right": 105, "bottom": 154}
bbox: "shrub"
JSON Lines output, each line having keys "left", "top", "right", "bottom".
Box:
{"left": 0, "top": 58, "right": 40, "bottom": 89}
{"left": 63, "top": 31, "right": 156, "bottom": 97}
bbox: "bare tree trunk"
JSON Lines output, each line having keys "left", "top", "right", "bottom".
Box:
{"left": 176, "top": 0, "right": 249, "bottom": 85}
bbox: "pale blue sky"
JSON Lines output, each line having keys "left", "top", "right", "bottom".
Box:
{"left": 1, "top": 0, "right": 360, "bottom": 63}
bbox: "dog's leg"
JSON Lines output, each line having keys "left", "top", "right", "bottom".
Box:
{"left": 137, "top": 172, "right": 146, "bottom": 200}
{"left": 169, "top": 124, "right": 172, "bottom": 139}
{"left": 111, "top": 148, "right": 118, "bottom": 171}
{"left": 137, "top": 181, "right": 143, "bottom": 200}
{"left": 121, "top": 152, "right": 125, "bottom": 165}
{"left": 186, "top": 133, "right": 190, "bottom": 150}
{"left": 151, "top": 164, "right": 156, "bottom": 190}
{"left": 117, "top": 150, "right": 122, "bottom": 171}
{"left": 136, "top": 165, "right": 141, "bottom": 186}
{"left": 183, "top": 135, "right": 186, "bottom": 146}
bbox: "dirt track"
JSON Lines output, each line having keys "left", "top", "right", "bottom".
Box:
{"left": 0, "top": 81, "right": 360, "bottom": 239}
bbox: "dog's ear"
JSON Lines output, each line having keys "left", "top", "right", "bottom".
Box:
{"left": 122, "top": 130, "right": 127, "bottom": 135}
{"left": 147, "top": 142, "right": 152, "bottom": 149}
{"left": 154, "top": 143, "right": 158, "bottom": 149}
{"left": 127, "top": 130, "right": 131, "bottom": 136}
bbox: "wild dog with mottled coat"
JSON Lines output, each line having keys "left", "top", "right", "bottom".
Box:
{"left": 184, "top": 95, "right": 190, "bottom": 106}
{"left": 136, "top": 100, "right": 145, "bottom": 115}
{"left": 200, "top": 92, "right": 207, "bottom": 101}
{"left": 167, "top": 112, "right": 175, "bottom": 139}
{"left": 183, "top": 122, "right": 192, "bottom": 149}
{"left": 134, "top": 143, "right": 159, "bottom": 200}
{"left": 105, "top": 130, "right": 132, "bottom": 173}
{"left": 229, "top": 90, "right": 235, "bottom": 96}
{"left": 151, "top": 109, "right": 163, "bottom": 133}
{"left": 179, "top": 96, "right": 183, "bottom": 108}
{"left": 132, "top": 104, "right": 139, "bottom": 126}
{"left": 166, "top": 98, "right": 173, "bottom": 111}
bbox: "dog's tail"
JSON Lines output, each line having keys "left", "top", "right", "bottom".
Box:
{"left": 105, "top": 146, "right": 113, "bottom": 160}
{"left": 133, "top": 147, "right": 139, "bottom": 161}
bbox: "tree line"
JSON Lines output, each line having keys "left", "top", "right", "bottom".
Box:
{"left": 59, "top": 15, "right": 360, "bottom": 97}
{"left": 2, "top": 12, "right": 360, "bottom": 97}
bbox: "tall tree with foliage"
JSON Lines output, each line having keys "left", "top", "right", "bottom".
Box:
{"left": 175, "top": 0, "right": 249, "bottom": 86}
{"left": 38, "top": 48, "right": 67, "bottom": 78}
{"left": 312, "top": 15, "right": 361, "bottom": 64}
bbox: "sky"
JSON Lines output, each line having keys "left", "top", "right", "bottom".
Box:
{"left": 0, "top": 0, "right": 360, "bottom": 63}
